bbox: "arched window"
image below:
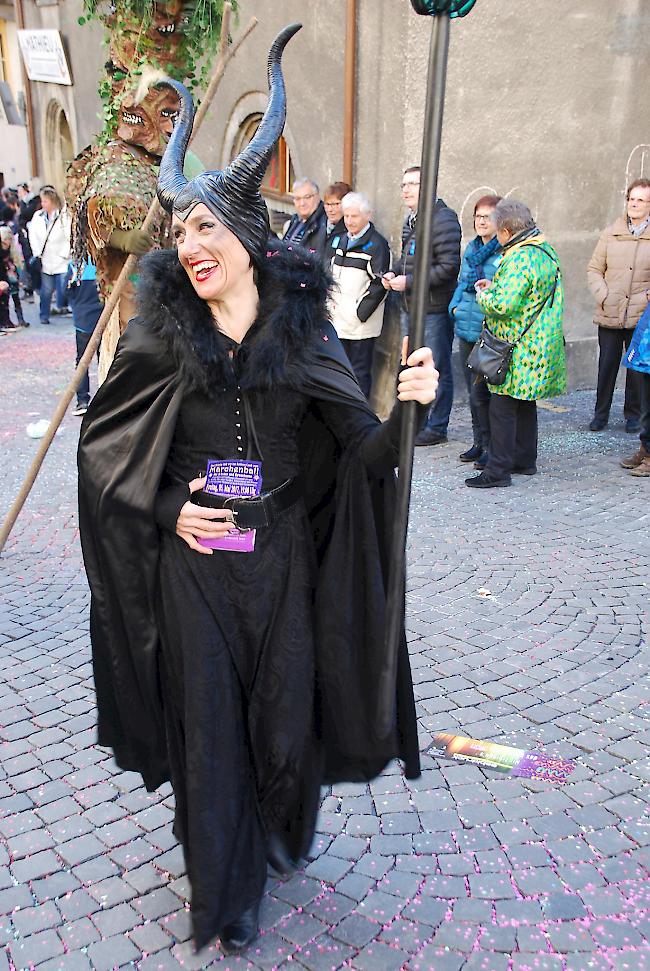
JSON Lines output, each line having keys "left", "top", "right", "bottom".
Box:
{"left": 44, "top": 99, "right": 74, "bottom": 193}
{"left": 231, "top": 113, "right": 295, "bottom": 201}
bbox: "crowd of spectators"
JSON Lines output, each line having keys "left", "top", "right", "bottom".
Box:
{"left": 281, "top": 172, "right": 650, "bottom": 483}
{"left": 2, "top": 170, "right": 649, "bottom": 475}
{"left": 0, "top": 181, "right": 102, "bottom": 416}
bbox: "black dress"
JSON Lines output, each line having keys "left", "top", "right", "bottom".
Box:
{"left": 77, "top": 245, "right": 422, "bottom": 952}
{"left": 153, "top": 352, "right": 413, "bottom": 946}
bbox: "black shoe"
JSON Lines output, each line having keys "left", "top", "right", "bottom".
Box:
{"left": 625, "top": 419, "right": 641, "bottom": 434}
{"left": 513, "top": 466, "right": 537, "bottom": 475}
{"left": 219, "top": 899, "right": 260, "bottom": 954}
{"left": 459, "top": 444, "right": 483, "bottom": 463}
{"left": 465, "top": 472, "right": 511, "bottom": 488}
{"left": 19, "top": 319, "right": 29, "bottom": 327}
{"left": 589, "top": 418, "right": 607, "bottom": 432}
{"left": 40, "top": 320, "right": 50, "bottom": 325}
{"left": 415, "top": 429, "right": 448, "bottom": 447}
{"left": 474, "top": 451, "right": 488, "bottom": 470}
{"left": 267, "top": 832, "right": 297, "bottom": 877}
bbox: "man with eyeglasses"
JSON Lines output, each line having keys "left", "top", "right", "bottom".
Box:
{"left": 383, "top": 165, "right": 461, "bottom": 446}
{"left": 283, "top": 177, "right": 327, "bottom": 253}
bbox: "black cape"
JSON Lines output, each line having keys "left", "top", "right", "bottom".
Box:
{"left": 78, "top": 243, "right": 420, "bottom": 792}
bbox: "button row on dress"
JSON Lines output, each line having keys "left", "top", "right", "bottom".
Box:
{"left": 236, "top": 386, "right": 244, "bottom": 452}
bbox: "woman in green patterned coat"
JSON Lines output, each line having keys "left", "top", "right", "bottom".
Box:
{"left": 467, "top": 199, "right": 566, "bottom": 488}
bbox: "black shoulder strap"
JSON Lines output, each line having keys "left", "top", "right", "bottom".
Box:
{"left": 512, "top": 246, "right": 560, "bottom": 346}
{"left": 39, "top": 213, "right": 60, "bottom": 259}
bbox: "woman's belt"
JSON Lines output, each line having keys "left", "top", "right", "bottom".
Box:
{"left": 194, "top": 475, "right": 303, "bottom": 530}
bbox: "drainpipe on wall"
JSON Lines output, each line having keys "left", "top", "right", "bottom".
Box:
{"left": 343, "top": 0, "right": 357, "bottom": 185}
{"left": 13, "top": 0, "right": 38, "bottom": 177}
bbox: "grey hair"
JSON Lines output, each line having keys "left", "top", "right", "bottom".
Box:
{"left": 293, "top": 177, "right": 319, "bottom": 194}
{"left": 341, "top": 191, "right": 372, "bottom": 215}
{"left": 493, "top": 199, "right": 535, "bottom": 235}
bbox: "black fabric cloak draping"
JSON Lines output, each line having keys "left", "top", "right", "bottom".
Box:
{"left": 78, "top": 243, "right": 421, "bottom": 795}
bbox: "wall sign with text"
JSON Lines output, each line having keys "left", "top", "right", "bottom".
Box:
{"left": 17, "top": 30, "right": 72, "bottom": 86}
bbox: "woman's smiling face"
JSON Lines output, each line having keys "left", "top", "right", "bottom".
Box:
{"left": 173, "top": 203, "right": 252, "bottom": 301}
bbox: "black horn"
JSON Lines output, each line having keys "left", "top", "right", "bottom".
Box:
{"left": 155, "top": 77, "right": 193, "bottom": 213}
{"left": 154, "top": 24, "right": 302, "bottom": 266}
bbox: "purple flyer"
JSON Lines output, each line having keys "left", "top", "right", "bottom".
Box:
{"left": 512, "top": 751, "right": 575, "bottom": 784}
{"left": 197, "top": 459, "right": 262, "bottom": 553}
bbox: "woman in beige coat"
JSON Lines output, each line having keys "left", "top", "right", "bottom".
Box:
{"left": 587, "top": 178, "right": 650, "bottom": 432}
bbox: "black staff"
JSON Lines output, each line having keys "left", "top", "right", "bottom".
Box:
{"left": 379, "top": 0, "right": 478, "bottom": 737}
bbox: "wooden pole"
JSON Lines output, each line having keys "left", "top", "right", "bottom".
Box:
{"left": 343, "top": 0, "right": 357, "bottom": 185}
{"left": 0, "top": 6, "right": 258, "bottom": 554}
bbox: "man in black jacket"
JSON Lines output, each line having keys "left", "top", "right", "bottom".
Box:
{"left": 383, "top": 166, "right": 461, "bottom": 445}
{"left": 283, "top": 177, "right": 327, "bottom": 254}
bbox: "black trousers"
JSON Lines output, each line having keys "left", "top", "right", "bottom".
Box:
{"left": 458, "top": 337, "right": 491, "bottom": 450}
{"left": 486, "top": 394, "right": 538, "bottom": 480}
{"left": 640, "top": 373, "right": 650, "bottom": 451}
{"left": 340, "top": 337, "right": 376, "bottom": 398}
{"left": 594, "top": 327, "right": 641, "bottom": 423}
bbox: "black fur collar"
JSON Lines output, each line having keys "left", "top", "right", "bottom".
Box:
{"left": 135, "top": 241, "right": 331, "bottom": 394}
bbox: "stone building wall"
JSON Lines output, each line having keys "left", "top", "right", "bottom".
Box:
{"left": 13, "top": 0, "right": 650, "bottom": 409}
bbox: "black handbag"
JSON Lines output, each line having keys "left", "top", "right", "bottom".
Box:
{"left": 466, "top": 325, "right": 515, "bottom": 385}
{"left": 467, "top": 248, "right": 559, "bottom": 385}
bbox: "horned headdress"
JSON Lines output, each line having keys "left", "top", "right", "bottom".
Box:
{"left": 156, "top": 23, "right": 302, "bottom": 265}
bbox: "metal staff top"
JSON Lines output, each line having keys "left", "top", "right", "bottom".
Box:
{"left": 411, "top": 0, "right": 478, "bottom": 15}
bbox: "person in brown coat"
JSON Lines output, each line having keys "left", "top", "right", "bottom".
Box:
{"left": 587, "top": 178, "right": 650, "bottom": 433}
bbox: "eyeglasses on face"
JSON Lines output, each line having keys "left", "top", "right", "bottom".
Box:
{"left": 401, "top": 181, "right": 420, "bottom": 189}
{"left": 293, "top": 193, "right": 316, "bottom": 203}
{"left": 474, "top": 213, "right": 493, "bottom": 221}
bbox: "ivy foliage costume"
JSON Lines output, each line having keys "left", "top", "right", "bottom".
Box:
{"left": 66, "top": 0, "right": 225, "bottom": 378}
{"left": 477, "top": 234, "right": 567, "bottom": 399}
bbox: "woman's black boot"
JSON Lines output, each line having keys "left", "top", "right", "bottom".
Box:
{"left": 219, "top": 898, "right": 261, "bottom": 954}
{"left": 267, "top": 832, "right": 297, "bottom": 877}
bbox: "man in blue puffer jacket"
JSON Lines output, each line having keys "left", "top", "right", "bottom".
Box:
{"left": 449, "top": 194, "right": 502, "bottom": 465}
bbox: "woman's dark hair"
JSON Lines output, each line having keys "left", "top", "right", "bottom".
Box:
{"left": 473, "top": 194, "right": 502, "bottom": 216}
{"left": 0, "top": 205, "right": 15, "bottom": 223}
{"left": 323, "top": 181, "right": 352, "bottom": 201}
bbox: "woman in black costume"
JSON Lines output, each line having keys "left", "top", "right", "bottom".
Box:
{"left": 78, "top": 24, "right": 439, "bottom": 954}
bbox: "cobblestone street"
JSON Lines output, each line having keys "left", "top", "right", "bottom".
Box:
{"left": 1, "top": 311, "right": 648, "bottom": 971}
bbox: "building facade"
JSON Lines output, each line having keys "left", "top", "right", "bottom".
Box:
{"left": 6, "top": 0, "right": 650, "bottom": 407}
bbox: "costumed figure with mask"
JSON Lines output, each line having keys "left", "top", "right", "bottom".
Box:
{"left": 66, "top": 0, "right": 219, "bottom": 380}
{"left": 78, "top": 24, "right": 439, "bottom": 954}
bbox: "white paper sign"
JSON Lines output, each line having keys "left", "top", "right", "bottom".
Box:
{"left": 17, "top": 30, "right": 72, "bottom": 86}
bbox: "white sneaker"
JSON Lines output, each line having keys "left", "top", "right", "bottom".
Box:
{"left": 72, "top": 403, "right": 88, "bottom": 417}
